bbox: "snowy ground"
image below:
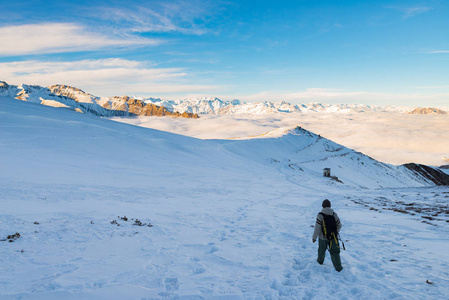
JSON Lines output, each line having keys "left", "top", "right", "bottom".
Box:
{"left": 2, "top": 183, "right": 448, "bottom": 299}
{"left": 1, "top": 97, "right": 449, "bottom": 299}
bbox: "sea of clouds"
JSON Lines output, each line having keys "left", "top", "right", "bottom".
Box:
{"left": 111, "top": 112, "right": 449, "bottom": 167}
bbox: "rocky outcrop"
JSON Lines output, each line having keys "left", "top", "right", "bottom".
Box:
{"left": 48, "top": 85, "right": 199, "bottom": 118}
{"left": 48, "top": 84, "right": 87, "bottom": 100}
{"left": 408, "top": 107, "right": 447, "bottom": 114}
{"left": 105, "top": 95, "right": 199, "bottom": 118}
{"left": 403, "top": 163, "right": 449, "bottom": 185}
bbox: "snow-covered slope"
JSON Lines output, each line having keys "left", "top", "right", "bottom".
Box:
{"left": 219, "top": 127, "right": 445, "bottom": 189}
{"left": 1, "top": 96, "right": 449, "bottom": 299}
{"left": 0, "top": 95, "right": 439, "bottom": 190}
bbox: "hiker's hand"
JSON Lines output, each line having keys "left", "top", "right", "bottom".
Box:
{"left": 312, "top": 238, "right": 316, "bottom": 243}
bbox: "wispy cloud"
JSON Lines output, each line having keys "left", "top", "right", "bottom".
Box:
{"left": 0, "top": 23, "right": 159, "bottom": 56}
{"left": 387, "top": 5, "right": 434, "bottom": 18}
{"left": 412, "top": 85, "right": 449, "bottom": 89}
{"left": 0, "top": 59, "right": 220, "bottom": 96}
{"left": 427, "top": 50, "right": 449, "bottom": 54}
{"left": 402, "top": 6, "right": 433, "bottom": 18}
{"left": 98, "top": 0, "right": 216, "bottom": 35}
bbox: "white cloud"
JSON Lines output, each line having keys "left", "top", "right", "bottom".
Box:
{"left": 412, "top": 85, "right": 449, "bottom": 89}
{"left": 427, "top": 50, "right": 449, "bottom": 54}
{"left": 98, "top": 1, "right": 213, "bottom": 35}
{"left": 112, "top": 113, "right": 449, "bottom": 167}
{"left": 0, "top": 23, "right": 159, "bottom": 56}
{"left": 387, "top": 5, "right": 434, "bottom": 18}
{"left": 402, "top": 6, "right": 433, "bottom": 18}
{"left": 0, "top": 59, "right": 220, "bottom": 96}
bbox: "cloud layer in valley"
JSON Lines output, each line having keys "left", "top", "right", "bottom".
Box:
{"left": 111, "top": 112, "right": 449, "bottom": 167}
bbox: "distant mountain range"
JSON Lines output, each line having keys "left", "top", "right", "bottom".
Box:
{"left": 0, "top": 81, "right": 199, "bottom": 118}
{"left": 407, "top": 107, "right": 447, "bottom": 115}
{"left": 144, "top": 97, "right": 412, "bottom": 115}
{"left": 1, "top": 81, "right": 448, "bottom": 116}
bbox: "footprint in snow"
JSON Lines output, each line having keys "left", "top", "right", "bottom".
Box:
{"left": 164, "top": 277, "right": 180, "bottom": 291}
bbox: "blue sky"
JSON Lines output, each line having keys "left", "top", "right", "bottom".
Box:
{"left": 0, "top": 0, "right": 448, "bottom": 106}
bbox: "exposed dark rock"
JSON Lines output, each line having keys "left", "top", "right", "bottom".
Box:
{"left": 403, "top": 163, "right": 449, "bottom": 185}
{"left": 133, "top": 219, "right": 153, "bottom": 227}
{"left": 1, "top": 232, "right": 21, "bottom": 242}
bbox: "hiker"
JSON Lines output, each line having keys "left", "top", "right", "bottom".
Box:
{"left": 312, "top": 199, "right": 343, "bottom": 272}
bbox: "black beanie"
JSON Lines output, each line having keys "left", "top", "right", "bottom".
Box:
{"left": 322, "top": 199, "right": 331, "bottom": 208}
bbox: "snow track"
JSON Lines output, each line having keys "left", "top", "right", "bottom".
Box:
{"left": 1, "top": 182, "right": 448, "bottom": 299}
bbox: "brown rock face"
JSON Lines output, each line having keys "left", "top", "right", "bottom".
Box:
{"left": 48, "top": 85, "right": 199, "bottom": 118}
{"left": 48, "top": 85, "right": 86, "bottom": 100}
{"left": 109, "top": 95, "right": 199, "bottom": 118}
{"left": 408, "top": 107, "right": 447, "bottom": 114}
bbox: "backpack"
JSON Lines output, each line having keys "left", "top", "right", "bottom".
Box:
{"left": 319, "top": 212, "right": 338, "bottom": 242}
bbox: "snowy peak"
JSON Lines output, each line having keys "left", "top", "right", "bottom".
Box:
{"left": 0, "top": 81, "right": 19, "bottom": 98}
{"left": 145, "top": 97, "right": 229, "bottom": 115}
{"left": 145, "top": 98, "right": 415, "bottom": 115}
{"left": 48, "top": 84, "right": 96, "bottom": 104}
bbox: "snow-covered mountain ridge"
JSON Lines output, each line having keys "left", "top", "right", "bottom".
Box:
{"left": 144, "top": 97, "right": 449, "bottom": 115}
{"left": 0, "top": 81, "right": 199, "bottom": 118}
{"left": 2, "top": 80, "right": 447, "bottom": 115}
{"left": 143, "top": 97, "right": 412, "bottom": 115}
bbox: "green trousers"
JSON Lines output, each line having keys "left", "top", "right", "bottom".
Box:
{"left": 317, "top": 238, "right": 343, "bottom": 272}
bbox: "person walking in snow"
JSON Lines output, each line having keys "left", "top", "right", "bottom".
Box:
{"left": 312, "top": 199, "right": 343, "bottom": 272}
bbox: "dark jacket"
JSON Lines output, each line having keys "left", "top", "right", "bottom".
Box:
{"left": 312, "top": 207, "right": 342, "bottom": 241}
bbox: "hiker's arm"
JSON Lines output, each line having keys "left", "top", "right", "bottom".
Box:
{"left": 312, "top": 214, "right": 322, "bottom": 242}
